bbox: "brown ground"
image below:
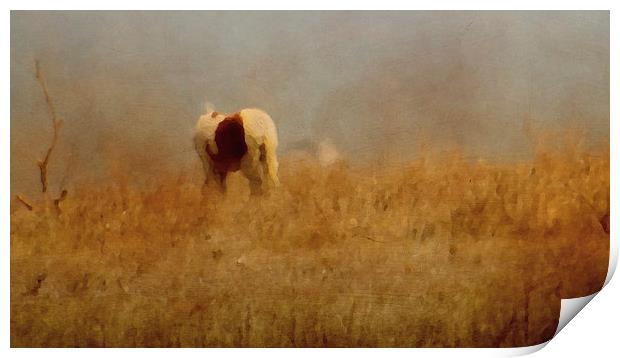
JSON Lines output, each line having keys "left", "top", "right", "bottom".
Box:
{"left": 10, "top": 142, "right": 609, "bottom": 347}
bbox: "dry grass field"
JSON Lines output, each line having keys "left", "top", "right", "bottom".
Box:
{"left": 10, "top": 139, "right": 609, "bottom": 347}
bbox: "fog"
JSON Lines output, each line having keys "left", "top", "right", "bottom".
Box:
{"left": 11, "top": 11, "right": 609, "bottom": 195}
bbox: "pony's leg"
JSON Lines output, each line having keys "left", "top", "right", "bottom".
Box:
{"left": 262, "top": 143, "right": 280, "bottom": 188}
{"left": 215, "top": 171, "right": 227, "bottom": 193}
{"left": 240, "top": 151, "right": 265, "bottom": 195}
{"left": 244, "top": 164, "right": 265, "bottom": 195}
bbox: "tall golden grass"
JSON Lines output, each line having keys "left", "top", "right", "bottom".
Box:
{"left": 10, "top": 139, "right": 609, "bottom": 347}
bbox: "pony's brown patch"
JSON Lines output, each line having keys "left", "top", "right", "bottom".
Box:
{"left": 206, "top": 113, "right": 247, "bottom": 174}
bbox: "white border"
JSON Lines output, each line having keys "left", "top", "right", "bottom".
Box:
{"left": 2, "top": 1, "right": 10, "bottom": 354}
{"left": 3, "top": 1, "right": 616, "bottom": 357}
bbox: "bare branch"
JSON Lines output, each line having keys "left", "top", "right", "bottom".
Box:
{"left": 15, "top": 195, "right": 33, "bottom": 211}
{"left": 34, "top": 60, "right": 62, "bottom": 194}
{"left": 355, "top": 235, "right": 386, "bottom": 244}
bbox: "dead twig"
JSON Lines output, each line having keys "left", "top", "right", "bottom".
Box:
{"left": 15, "top": 195, "right": 33, "bottom": 211}
{"left": 32, "top": 60, "right": 68, "bottom": 214}
{"left": 34, "top": 59, "right": 62, "bottom": 194}
{"left": 357, "top": 235, "right": 387, "bottom": 244}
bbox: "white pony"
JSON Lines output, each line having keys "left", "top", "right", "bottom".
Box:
{"left": 194, "top": 107, "right": 280, "bottom": 194}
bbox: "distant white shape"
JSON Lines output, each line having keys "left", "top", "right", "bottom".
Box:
{"left": 317, "top": 139, "right": 342, "bottom": 166}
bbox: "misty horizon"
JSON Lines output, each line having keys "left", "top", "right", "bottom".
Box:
{"left": 11, "top": 11, "right": 609, "bottom": 195}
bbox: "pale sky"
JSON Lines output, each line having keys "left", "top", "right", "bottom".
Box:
{"left": 11, "top": 11, "right": 609, "bottom": 193}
